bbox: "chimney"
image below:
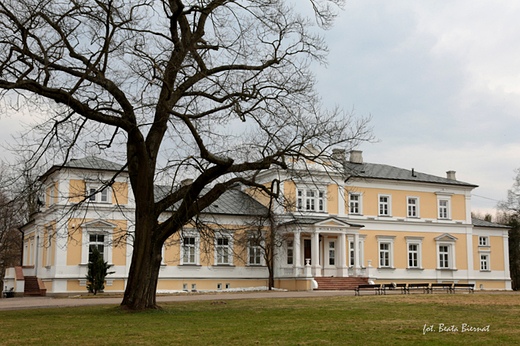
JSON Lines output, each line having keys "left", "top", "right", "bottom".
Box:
{"left": 446, "top": 171, "right": 456, "bottom": 180}
{"left": 332, "top": 148, "right": 346, "bottom": 162}
{"left": 181, "top": 179, "right": 193, "bottom": 186}
{"left": 349, "top": 150, "right": 363, "bottom": 164}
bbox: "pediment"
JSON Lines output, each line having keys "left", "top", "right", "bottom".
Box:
{"left": 80, "top": 219, "right": 117, "bottom": 229}
{"left": 315, "top": 217, "right": 357, "bottom": 228}
{"left": 434, "top": 233, "right": 458, "bottom": 242}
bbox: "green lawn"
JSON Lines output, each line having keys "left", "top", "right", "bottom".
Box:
{"left": 1, "top": 293, "right": 520, "bottom": 345}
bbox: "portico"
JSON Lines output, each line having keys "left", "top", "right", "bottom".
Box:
{"left": 280, "top": 217, "right": 365, "bottom": 278}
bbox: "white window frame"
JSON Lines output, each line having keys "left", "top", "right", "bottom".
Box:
{"left": 376, "top": 235, "right": 395, "bottom": 268}
{"left": 479, "top": 236, "right": 489, "bottom": 247}
{"left": 349, "top": 192, "right": 363, "bottom": 215}
{"left": 87, "top": 183, "right": 111, "bottom": 203}
{"left": 180, "top": 231, "right": 200, "bottom": 265}
{"left": 407, "top": 196, "right": 420, "bottom": 218}
{"left": 480, "top": 253, "right": 490, "bottom": 271}
{"left": 328, "top": 241, "right": 336, "bottom": 266}
{"left": 435, "top": 234, "right": 457, "bottom": 270}
{"left": 214, "top": 233, "right": 234, "bottom": 265}
{"left": 405, "top": 236, "right": 423, "bottom": 269}
{"left": 296, "top": 187, "right": 326, "bottom": 212}
{"left": 436, "top": 193, "right": 452, "bottom": 220}
{"left": 247, "top": 237, "right": 263, "bottom": 266}
{"left": 348, "top": 235, "right": 366, "bottom": 267}
{"left": 286, "top": 239, "right": 294, "bottom": 265}
{"left": 80, "top": 220, "right": 116, "bottom": 265}
{"left": 378, "top": 194, "right": 392, "bottom": 216}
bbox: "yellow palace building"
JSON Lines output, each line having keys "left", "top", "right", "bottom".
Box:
{"left": 3, "top": 151, "right": 511, "bottom": 295}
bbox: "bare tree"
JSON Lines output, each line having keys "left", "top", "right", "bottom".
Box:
{"left": 0, "top": 0, "right": 372, "bottom": 310}
{"left": 0, "top": 172, "right": 23, "bottom": 298}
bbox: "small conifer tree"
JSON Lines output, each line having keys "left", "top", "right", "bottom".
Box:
{"left": 86, "top": 248, "right": 114, "bottom": 295}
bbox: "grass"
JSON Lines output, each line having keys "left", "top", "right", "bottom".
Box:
{"left": 1, "top": 293, "right": 520, "bottom": 345}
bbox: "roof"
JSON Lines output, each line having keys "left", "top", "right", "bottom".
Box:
{"left": 155, "top": 185, "right": 268, "bottom": 217}
{"left": 63, "top": 156, "right": 126, "bottom": 171}
{"left": 471, "top": 218, "right": 510, "bottom": 229}
{"left": 40, "top": 156, "right": 126, "bottom": 181}
{"left": 344, "top": 162, "right": 478, "bottom": 188}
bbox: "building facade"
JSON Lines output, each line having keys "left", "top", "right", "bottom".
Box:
{"left": 3, "top": 151, "right": 511, "bottom": 295}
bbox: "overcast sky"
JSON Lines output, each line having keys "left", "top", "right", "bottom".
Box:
{"left": 310, "top": 0, "right": 520, "bottom": 215}
{"left": 1, "top": 1, "right": 518, "bottom": 215}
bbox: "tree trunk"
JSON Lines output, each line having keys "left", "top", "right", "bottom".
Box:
{"left": 120, "top": 211, "right": 163, "bottom": 310}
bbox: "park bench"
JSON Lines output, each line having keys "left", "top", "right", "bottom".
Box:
{"left": 451, "top": 283, "right": 474, "bottom": 293}
{"left": 407, "top": 283, "right": 430, "bottom": 294}
{"left": 384, "top": 283, "right": 408, "bottom": 294}
{"left": 430, "top": 283, "right": 453, "bottom": 294}
{"left": 3, "top": 287, "right": 15, "bottom": 298}
{"left": 355, "top": 284, "right": 383, "bottom": 296}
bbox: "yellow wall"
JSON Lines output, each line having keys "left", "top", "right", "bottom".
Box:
{"left": 475, "top": 281, "right": 506, "bottom": 290}
{"left": 327, "top": 184, "right": 338, "bottom": 214}
{"left": 67, "top": 218, "right": 127, "bottom": 266}
{"left": 490, "top": 236, "right": 505, "bottom": 271}
{"left": 69, "top": 180, "right": 86, "bottom": 202}
{"left": 361, "top": 230, "right": 467, "bottom": 270}
{"left": 42, "top": 222, "right": 56, "bottom": 267}
{"left": 43, "top": 281, "right": 53, "bottom": 291}
{"left": 345, "top": 187, "right": 466, "bottom": 220}
{"left": 112, "top": 182, "right": 128, "bottom": 205}
{"left": 284, "top": 181, "right": 296, "bottom": 212}
{"left": 157, "top": 279, "right": 268, "bottom": 291}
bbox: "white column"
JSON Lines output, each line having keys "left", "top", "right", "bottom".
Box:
{"left": 504, "top": 231, "right": 511, "bottom": 290}
{"left": 311, "top": 232, "right": 320, "bottom": 276}
{"left": 354, "top": 233, "right": 360, "bottom": 276}
{"left": 338, "top": 233, "right": 348, "bottom": 277}
{"left": 294, "top": 230, "right": 301, "bottom": 275}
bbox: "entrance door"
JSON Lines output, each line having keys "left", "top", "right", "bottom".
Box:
{"left": 304, "top": 239, "right": 311, "bottom": 265}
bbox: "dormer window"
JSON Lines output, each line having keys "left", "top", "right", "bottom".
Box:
{"left": 297, "top": 188, "right": 326, "bottom": 212}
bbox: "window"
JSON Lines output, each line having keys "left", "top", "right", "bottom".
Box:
{"left": 89, "top": 234, "right": 105, "bottom": 261}
{"left": 480, "top": 254, "right": 490, "bottom": 271}
{"left": 88, "top": 184, "right": 110, "bottom": 203}
{"left": 434, "top": 234, "right": 457, "bottom": 270}
{"left": 297, "top": 188, "right": 326, "bottom": 212}
{"left": 405, "top": 236, "right": 423, "bottom": 269}
{"left": 438, "top": 245, "right": 449, "bottom": 268}
{"left": 379, "top": 243, "right": 390, "bottom": 267}
{"left": 436, "top": 196, "right": 452, "bottom": 219}
{"left": 80, "top": 220, "right": 116, "bottom": 265}
{"left": 328, "top": 241, "right": 335, "bottom": 266}
{"left": 349, "top": 193, "right": 362, "bottom": 215}
{"left": 408, "top": 244, "right": 418, "bottom": 268}
{"left": 287, "top": 240, "right": 294, "bottom": 265}
{"left": 248, "top": 238, "right": 262, "bottom": 265}
{"left": 215, "top": 235, "right": 233, "bottom": 265}
{"left": 378, "top": 195, "right": 391, "bottom": 216}
{"left": 407, "top": 197, "right": 419, "bottom": 218}
{"left": 349, "top": 241, "right": 355, "bottom": 266}
{"left": 377, "top": 235, "right": 395, "bottom": 268}
{"left": 479, "top": 236, "right": 489, "bottom": 247}
{"left": 182, "top": 237, "right": 196, "bottom": 264}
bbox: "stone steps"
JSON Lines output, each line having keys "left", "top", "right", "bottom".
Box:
{"left": 24, "top": 276, "right": 46, "bottom": 296}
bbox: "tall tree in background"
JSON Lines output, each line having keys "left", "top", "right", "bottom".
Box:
{"left": 0, "top": 170, "right": 23, "bottom": 298}
{"left": 499, "top": 169, "right": 520, "bottom": 290}
{"left": 0, "top": 0, "right": 372, "bottom": 310}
